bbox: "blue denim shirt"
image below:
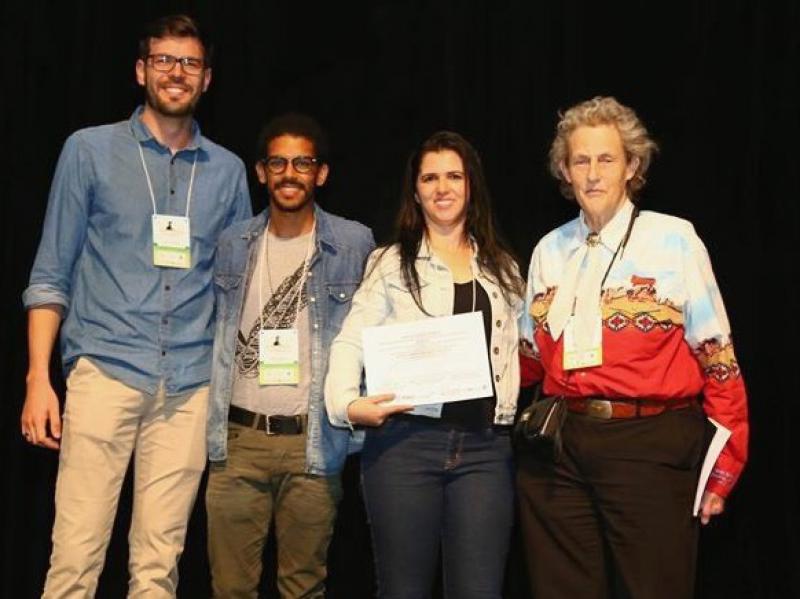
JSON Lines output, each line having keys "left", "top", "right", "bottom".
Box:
{"left": 207, "top": 205, "right": 375, "bottom": 474}
{"left": 22, "top": 108, "right": 252, "bottom": 394}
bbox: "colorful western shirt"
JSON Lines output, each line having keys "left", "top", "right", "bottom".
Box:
{"left": 519, "top": 199, "right": 748, "bottom": 498}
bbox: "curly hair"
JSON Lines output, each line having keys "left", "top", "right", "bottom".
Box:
{"left": 549, "top": 96, "right": 658, "bottom": 200}
{"left": 256, "top": 113, "right": 330, "bottom": 164}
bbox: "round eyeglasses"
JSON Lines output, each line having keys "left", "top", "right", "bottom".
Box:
{"left": 261, "top": 156, "right": 319, "bottom": 174}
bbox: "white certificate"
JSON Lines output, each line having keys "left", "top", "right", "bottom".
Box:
{"left": 362, "top": 312, "right": 494, "bottom": 406}
{"left": 693, "top": 417, "right": 732, "bottom": 516}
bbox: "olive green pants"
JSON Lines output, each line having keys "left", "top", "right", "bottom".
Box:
{"left": 206, "top": 422, "right": 342, "bottom": 599}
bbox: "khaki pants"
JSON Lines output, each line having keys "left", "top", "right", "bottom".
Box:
{"left": 43, "top": 358, "right": 208, "bottom": 599}
{"left": 206, "top": 422, "right": 342, "bottom": 599}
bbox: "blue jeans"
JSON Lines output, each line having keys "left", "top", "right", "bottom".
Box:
{"left": 360, "top": 417, "right": 514, "bottom": 599}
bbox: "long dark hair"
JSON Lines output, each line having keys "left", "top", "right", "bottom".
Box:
{"left": 376, "top": 131, "right": 523, "bottom": 313}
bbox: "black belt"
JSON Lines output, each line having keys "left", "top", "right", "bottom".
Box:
{"left": 228, "top": 405, "right": 305, "bottom": 435}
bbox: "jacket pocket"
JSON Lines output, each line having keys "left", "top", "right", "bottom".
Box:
{"left": 385, "top": 277, "right": 433, "bottom": 315}
{"left": 214, "top": 273, "right": 243, "bottom": 290}
{"left": 327, "top": 283, "right": 360, "bottom": 335}
{"left": 327, "top": 283, "right": 358, "bottom": 303}
{"left": 385, "top": 277, "right": 429, "bottom": 293}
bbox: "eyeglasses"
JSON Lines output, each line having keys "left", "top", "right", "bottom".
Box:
{"left": 146, "top": 54, "right": 206, "bottom": 75}
{"left": 260, "top": 155, "right": 319, "bottom": 174}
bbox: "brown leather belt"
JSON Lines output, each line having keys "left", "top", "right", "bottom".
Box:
{"left": 229, "top": 405, "right": 305, "bottom": 435}
{"left": 564, "top": 397, "right": 695, "bottom": 419}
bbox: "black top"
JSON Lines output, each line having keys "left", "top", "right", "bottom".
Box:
{"left": 438, "top": 280, "right": 497, "bottom": 429}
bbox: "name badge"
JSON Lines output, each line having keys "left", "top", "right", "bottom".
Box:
{"left": 152, "top": 215, "right": 191, "bottom": 269}
{"left": 562, "top": 316, "right": 603, "bottom": 370}
{"left": 259, "top": 328, "right": 300, "bottom": 385}
{"left": 409, "top": 403, "right": 443, "bottom": 418}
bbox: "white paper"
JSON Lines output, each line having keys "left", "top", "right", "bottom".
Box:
{"left": 693, "top": 417, "right": 732, "bottom": 516}
{"left": 362, "top": 312, "right": 493, "bottom": 406}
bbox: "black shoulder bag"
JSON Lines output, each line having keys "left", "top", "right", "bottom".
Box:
{"left": 514, "top": 386, "right": 568, "bottom": 462}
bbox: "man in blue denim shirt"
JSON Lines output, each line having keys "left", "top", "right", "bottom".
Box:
{"left": 20, "top": 15, "right": 252, "bottom": 598}
{"left": 205, "top": 113, "right": 374, "bottom": 597}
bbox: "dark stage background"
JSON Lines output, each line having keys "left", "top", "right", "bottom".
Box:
{"left": 2, "top": 1, "right": 797, "bottom": 597}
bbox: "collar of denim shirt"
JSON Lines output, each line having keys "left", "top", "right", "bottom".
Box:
{"left": 128, "top": 105, "right": 205, "bottom": 154}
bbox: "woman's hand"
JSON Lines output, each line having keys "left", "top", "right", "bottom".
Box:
{"left": 699, "top": 491, "right": 725, "bottom": 525}
{"left": 347, "top": 394, "right": 413, "bottom": 427}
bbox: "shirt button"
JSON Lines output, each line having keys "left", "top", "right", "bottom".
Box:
{"left": 161, "top": 350, "right": 166, "bottom": 356}
{"left": 162, "top": 317, "right": 168, "bottom": 324}
{"left": 313, "top": 323, "right": 319, "bottom": 329}
{"left": 495, "top": 374, "right": 501, "bottom": 382}
{"left": 310, "top": 297, "right": 316, "bottom": 302}
{"left": 339, "top": 293, "right": 346, "bottom": 299}
{"left": 165, "top": 285, "right": 171, "bottom": 291}
{"left": 495, "top": 320, "right": 502, "bottom": 328}
{"left": 170, "top": 189, "right": 175, "bottom": 195}
{"left": 493, "top": 347, "right": 499, "bottom": 355}
{"left": 492, "top": 292, "right": 498, "bottom": 299}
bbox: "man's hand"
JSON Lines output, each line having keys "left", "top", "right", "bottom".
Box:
{"left": 347, "top": 394, "right": 413, "bottom": 427}
{"left": 699, "top": 491, "right": 725, "bottom": 525}
{"left": 22, "top": 306, "right": 63, "bottom": 449}
{"left": 21, "top": 375, "right": 61, "bottom": 450}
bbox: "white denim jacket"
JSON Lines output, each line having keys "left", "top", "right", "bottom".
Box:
{"left": 325, "top": 242, "right": 522, "bottom": 427}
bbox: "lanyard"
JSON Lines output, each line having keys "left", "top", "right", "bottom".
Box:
{"left": 468, "top": 245, "right": 477, "bottom": 313}
{"left": 257, "top": 219, "right": 317, "bottom": 332}
{"left": 137, "top": 143, "right": 198, "bottom": 217}
{"left": 567, "top": 206, "right": 638, "bottom": 319}
{"left": 597, "top": 205, "right": 639, "bottom": 291}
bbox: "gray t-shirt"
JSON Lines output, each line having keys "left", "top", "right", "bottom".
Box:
{"left": 231, "top": 230, "right": 312, "bottom": 416}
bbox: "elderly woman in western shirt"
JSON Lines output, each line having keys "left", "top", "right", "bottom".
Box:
{"left": 517, "top": 96, "right": 749, "bottom": 599}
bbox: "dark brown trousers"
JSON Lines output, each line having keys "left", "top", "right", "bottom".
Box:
{"left": 516, "top": 405, "right": 708, "bottom": 599}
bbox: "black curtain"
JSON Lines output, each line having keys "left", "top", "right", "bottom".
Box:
{"left": 2, "top": 1, "right": 797, "bottom": 597}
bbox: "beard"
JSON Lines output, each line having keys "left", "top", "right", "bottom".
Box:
{"left": 144, "top": 76, "right": 201, "bottom": 118}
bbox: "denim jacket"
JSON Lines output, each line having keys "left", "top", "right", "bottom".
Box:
{"left": 325, "top": 243, "right": 522, "bottom": 428}
{"left": 207, "top": 205, "right": 375, "bottom": 474}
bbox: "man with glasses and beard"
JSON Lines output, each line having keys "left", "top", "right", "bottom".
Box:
{"left": 205, "top": 113, "right": 375, "bottom": 598}
{"left": 20, "top": 14, "right": 251, "bottom": 597}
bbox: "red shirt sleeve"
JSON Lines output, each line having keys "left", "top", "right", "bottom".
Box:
{"left": 702, "top": 373, "right": 748, "bottom": 497}
{"left": 519, "top": 342, "right": 544, "bottom": 388}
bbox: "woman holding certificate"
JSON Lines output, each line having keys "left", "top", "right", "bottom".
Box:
{"left": 325, "top": 131, "right": 524, "bottom": 598}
